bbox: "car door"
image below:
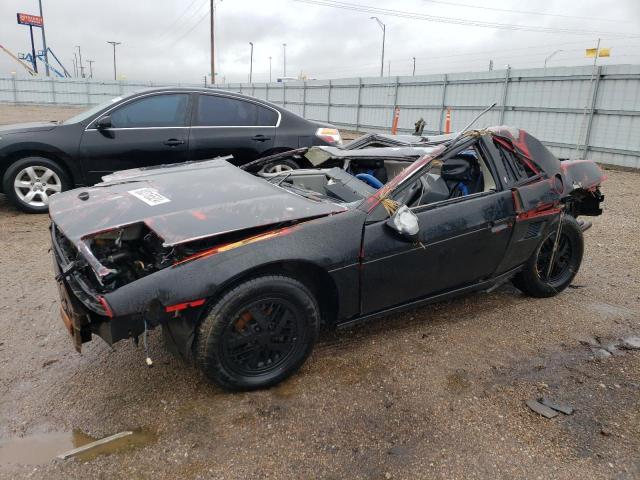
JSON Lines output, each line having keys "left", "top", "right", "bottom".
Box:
{"left": 188, "top": 93, "right": 276, "bottom": 165}
{"left": 360, "top": 143, "right": 515, "bottom": 314}
{"left": 485, "top": 137, "right": 564, "bottom": 274}
{"left": 78, "top": 92, "right": 191, "bottom": 185}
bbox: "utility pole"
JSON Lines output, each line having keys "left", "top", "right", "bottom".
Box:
{"left": 412, "top": 56, "right": 416, "bottom": 76}
{"left": 269, "top": 56, "right": 272, "bottom": 82}
{"left": 249, "top": 42, "right": 254, "bottom": 83}
{"left": 488, "top": 59, "right": 493, "bottom": 71}
{"left": 209, "top": 0, "right": 222, "bottom": 83}
{"left": 210, "top": 0, "right": 215, "bottom": 82}
{"left": 370, "top": 17, "right": 386, "bottom": 78}
{"left": 107, "top": 41, "right": 121, "bottom": 80}
{"left": 76, "top": 46, "right": 85, "bottom": 78}
{"left": 283, "top": 43, "right": 287, "bottom": 77}
{"left": 28, "top": 26, "right": 38, "bottom": 73}
{"left": 87, "top": 60, "right": 94, "bottom": 78}
{"left": 38, "top": 0, "right": 49, "bottom": 76}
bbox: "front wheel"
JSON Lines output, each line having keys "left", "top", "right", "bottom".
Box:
{"left": 512, "top": 214, "right": 584, "bottom": 298}
{"left": 194, "top": 275, "right": 320, "bottom": 391}
{"left": 2, "top": 157, "right": 70, "bottom": 213}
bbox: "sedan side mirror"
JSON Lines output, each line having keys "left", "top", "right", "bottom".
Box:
{"left": 385, "top": 205, "right": 420, "bottom": 242}
{"left": 95, "top": 115, "right": 112, "bottom": 130}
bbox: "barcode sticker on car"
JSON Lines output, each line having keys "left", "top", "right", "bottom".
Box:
{"left": 128, "top": 187, "right": 170, "bottom": 206}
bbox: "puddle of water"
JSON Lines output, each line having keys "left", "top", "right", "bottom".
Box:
{"left": 0, "top": 429, "right": 156, "bottom": 468}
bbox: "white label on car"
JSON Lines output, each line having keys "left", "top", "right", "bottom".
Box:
{"left": 128, "top": 187, "right": 171, "bottom": 206}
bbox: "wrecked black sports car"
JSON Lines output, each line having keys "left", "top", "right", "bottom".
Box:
{"left": 50, "top": 126, "right": 605, "bottom": 390}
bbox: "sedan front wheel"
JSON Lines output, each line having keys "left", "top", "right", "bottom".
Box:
{"left": 2, "top": 157, "right": 70, "bottom": 213}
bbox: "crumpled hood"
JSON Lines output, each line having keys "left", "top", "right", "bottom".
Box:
{"left": 49, "top": 159, "right": 346, "bottom": 247}
{"left": 0, "top": 121, "right": 58, "bottom": 135}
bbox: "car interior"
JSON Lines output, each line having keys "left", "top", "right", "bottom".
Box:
{"left": 258, "top": 144, "right": 497, "bottom": 207}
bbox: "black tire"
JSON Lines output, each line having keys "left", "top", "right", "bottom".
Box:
{"left": 512, "top": 214, "right": 584, "bottom": 298}
{"left": 260, "top": 157, "right": 299, "bottom": 174}
{"left": 194, "top": 275, "right": 320, "bottom": 391}
{"left": 2, "top": 156, "right": 70, "bottom": 213}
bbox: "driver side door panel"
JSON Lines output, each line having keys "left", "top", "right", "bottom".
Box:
{"left": 361, "top": 191, "right": 515, "bottom": 314}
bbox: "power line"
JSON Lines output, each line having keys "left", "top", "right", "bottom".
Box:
{"left": 159, "top": 0, "right": 205, "bottom": 38}
{"left": 419, "top": 0, "right": 626, "bottom": 23}
{"left": 159, "top": 0, "right": 209, "bottom": 45}
{"left": 168, "top": 7, "right": 211, "bottom": 44}
{"left": 292, "top": 0, "right": 640, "bottom": 38}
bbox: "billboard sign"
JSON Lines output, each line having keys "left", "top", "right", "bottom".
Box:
{"left": 17, "top": 13, "right": 43, "bottom": 27}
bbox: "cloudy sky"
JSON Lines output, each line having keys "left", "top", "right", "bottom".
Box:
{"left": 1, "top": 0, "right": 639, "bottom": 83}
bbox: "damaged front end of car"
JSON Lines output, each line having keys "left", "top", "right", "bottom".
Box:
{"left": 49, "top": 158, "right": 348, "bottom": 354}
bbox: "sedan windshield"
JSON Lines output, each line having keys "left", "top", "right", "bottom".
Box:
{"left": 62, "top": 97, "right": 122, "bottom": 125}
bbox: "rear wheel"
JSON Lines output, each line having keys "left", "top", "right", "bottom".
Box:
{"left": 194, "top": 275, "right": 320, "bottom": 391}
{"left": 512, "top": 214, "right": 584, "bottom": 298}
{"left": 2, "top": 157, "right": 70, "bottom": 213}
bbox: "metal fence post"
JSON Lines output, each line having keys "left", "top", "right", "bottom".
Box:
{"left": 393, "top": 75, "right": 400, "bottom": 105}
{"left": 355, "top": 78, "right": 363, "bottom": 131}
{"left": 11, "top": 75, "right": 18, "bottom": 103}
{"left": 582, "top": 65, "right": 602, "bottom": 159}
{"left": 392, "top": 75, "right": 400, "bottom": 129}
{"left": 327, "top": 80, "right": 332, "bottom": 122}
{"left": 302, "top": 81, "right": 307, "bottom": 118}
{"left": 499, "top": 66, "right": 511, "bottom": 124}
{"left": 438, "top": 74, "right": 448, "bottom": 133}
{"left": 50, "top": 77, "right": 56, "bottom": 104}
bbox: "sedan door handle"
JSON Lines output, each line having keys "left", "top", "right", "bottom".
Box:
{"left": 252, "top": 135, "right": 271, "bottom": 142}
{"left": 163, "top": 139, "right": 185, "bottom": 147}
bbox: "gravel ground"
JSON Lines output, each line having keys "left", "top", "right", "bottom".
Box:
{"left": 0, "top": 104, "right": 639, "bottom": 479}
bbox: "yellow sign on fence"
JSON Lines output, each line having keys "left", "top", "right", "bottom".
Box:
{"left": 586, "top": 48, "right": 611, "bottom": 58}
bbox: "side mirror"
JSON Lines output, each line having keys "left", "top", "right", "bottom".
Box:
{"left": 95, "top": 115, "right": 112, "bottom": 130}
{"left": 385, "top": 205, "right": 419, "bottom": 242}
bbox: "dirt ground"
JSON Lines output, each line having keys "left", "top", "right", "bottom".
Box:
{"left": 0, "top": 104, "right": 639, "bottom": 479}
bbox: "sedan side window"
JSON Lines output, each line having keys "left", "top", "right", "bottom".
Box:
{"left": 108, "top": 94, "right": 189, "bottom": 128}
{"left": 196, "top": 95, "right": 278, "bottom": 127}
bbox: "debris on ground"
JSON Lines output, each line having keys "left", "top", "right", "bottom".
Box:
{"left": 620, "top": 336, "right": 640, "bottom": 350}
{"left": 56, "top": 431, "right": 134, "bottom": 460}
{"left": 525, "top": 399, "right": 559, "bottom": 419}
{"left": 541, "top": 398, "right": 574, "bottom": 415}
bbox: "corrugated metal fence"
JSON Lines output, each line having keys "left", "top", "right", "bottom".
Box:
{"left": 1, "top": 64, "right": 639, "bottom": 168}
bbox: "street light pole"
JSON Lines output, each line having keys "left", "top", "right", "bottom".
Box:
{"left": 543, "top": 49, "right": 563, "bottom": 73}
{"left": 370, "top": 16, "right": 386, "bottom": 78}
{"left": 38, "top": 0, "right": 49, "bottom": 76}
{"left": 249, "top": 42, "right": 254, "bottom": 83}
{"left": 269, "top": 56, "right": 272, "bottom": 82}
{"left": 107, "top": 41, "right": 121, "bottom": 80}
{"left": 412, "top": 56, "right": 416, "bottom": 76}
{"left": 283, "top": 43, "right": 287, "bottom": 77}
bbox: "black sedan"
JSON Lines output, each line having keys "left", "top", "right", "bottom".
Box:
{"left": 49, "top": 126, "right": 605, "bottom": 391}
{"left": 0, "top": 87, "right": 341, "bottom": 212}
